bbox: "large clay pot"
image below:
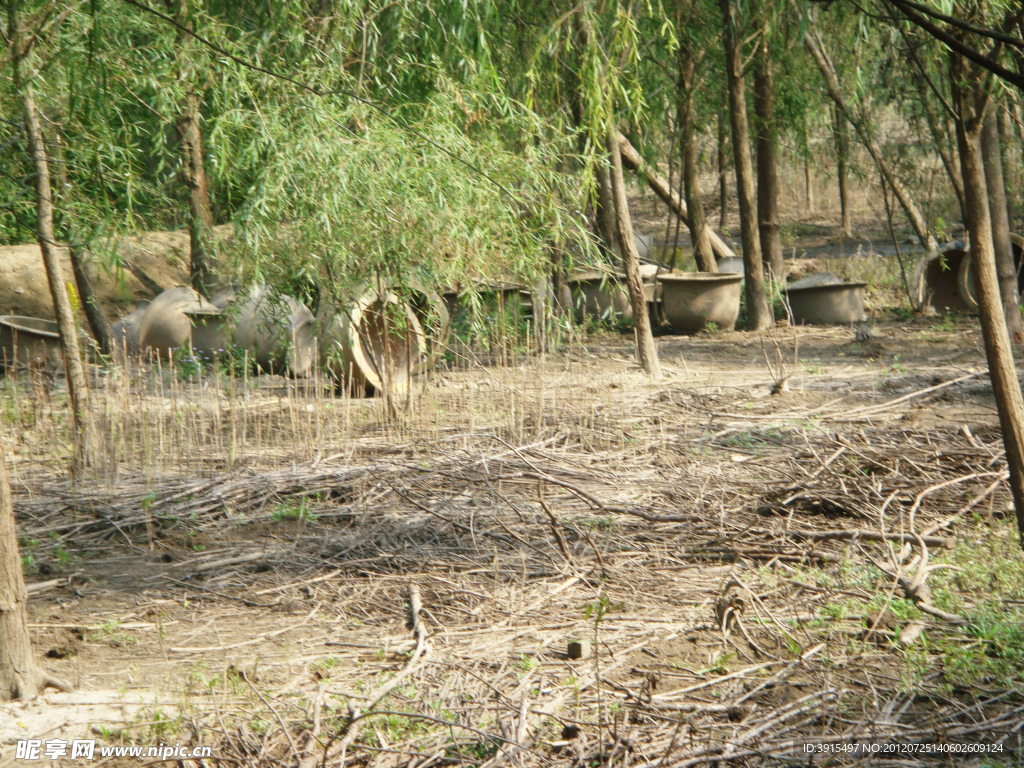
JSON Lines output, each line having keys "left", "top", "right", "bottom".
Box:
{"left": 911, "top": 246, "right": 974, "bottom": 313}
{"left": 658, "top": 272, "right": 742, "bottom": 333}
{"left": 0, "top": 316, "right": 62, "bottom": 371}
{"left": 785, "top": 273, "right": 867, "bottom": 325}
{"left": 186, "top": 289, "right": 234, "bottom": 364}
{"left": 567, "top": 266, "right": 659, "bottom": 324}
{"left": 109, "top": 301, "right": 151, "bottom": 361}
{"left": 226, "top": 286, "right": 317, "bottom": 376}
{"left": 318, "top": 286, "right": 425, "bottom": 397}
{"left": 137, "top": 287, "right": 220, "bottom": 358}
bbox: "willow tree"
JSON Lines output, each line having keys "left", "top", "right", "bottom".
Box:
{"left": 5, "top": 1, "right": 92, "bottom": 463}
{"left": 719, "top": 0, "right": 772, "bottom": 330}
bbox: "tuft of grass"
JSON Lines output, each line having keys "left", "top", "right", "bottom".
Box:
{"left": 272, "top": 498, "right": 316, "bottom": 522}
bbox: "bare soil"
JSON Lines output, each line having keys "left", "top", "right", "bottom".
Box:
{"left": 2, "top": 312, "right": 1022, "bottom": 767}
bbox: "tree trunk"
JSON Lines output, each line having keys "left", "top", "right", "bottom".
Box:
{"left": 50, "top": 132, "right": 112, "bottom": 355}
{"left": 834, "top": 104, "right": 853, "bottom": 238}
{"left": 718, "top": 112, "right": 729, "bottom": 231}
{"left": 981, "top": 107, "right": 1024, "bottom": 343}
{"left": 616, "top": 134, "right": 734, "bottom": 263}
{"left": 803, "top": 23, "right": 939, "bottom": 258}
{"left": 595, "top": 163, "right": 622, "bottom": 259}
{"left": 804, "top": 156, "right": 814, "bottom": 212}
{"left": 17, "top": 77, "right": 91, "bottom": 463}
{"left": 69, "top": 246, "right": 111, "bottom": 356}
{"left": 1, "top": 439, "right": 71, "bottom": 701}
{"left": 677, "top": 41, "right": 716, "bottom": 273}
{"left": 167, "top": 0, "right": 215, "bottom": 296}
{"left": 952, "top": 54, "right": 1024, "bottom": 548}
{"left": 179, "top": 91, "right": 215, "bottom": 297}
{"left": 607, "top": 128, "right": 661, "bottom": 378}
{"left": 718, "top": 0, "right": 771, "bottom": 330}
{"left": 754, "top": 25, "right": 784, "bottom": 280}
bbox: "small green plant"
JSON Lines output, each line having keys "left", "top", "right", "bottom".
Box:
{"left": 20, "top": 537, "right": 39, "bottom": 575}
{"left": 272, "top": 498, "right": 316, "bottom": 522}
{"left": 310, "top": 656, "right": 342, "bottom": 679}
{"left": 704, "top": 321, "right": 719, "bottom": 333}
{"left": 172, "top": 347, "right": 202, "bottom": 380}
{"left": 89, "top": 620, "right": 139, "bottom": 648}
{"left": 513, "top": 653, "right": 538, "bottom": 675}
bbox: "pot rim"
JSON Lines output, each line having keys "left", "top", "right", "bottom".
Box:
{"left": 657, "top": 272, "right": 743, "bottom": 284}
{"left": 785, "top": 282, "right": 868, "bottom": 294}
{"left": 0, "top": 315, "right": 60, "bottom": 338}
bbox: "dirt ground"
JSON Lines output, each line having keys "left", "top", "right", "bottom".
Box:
{"left": 1, "top": 183, "right": 1020, "bottom": 766}
{"left": 2, "top": 310, "right": 1023, "bottom": 767}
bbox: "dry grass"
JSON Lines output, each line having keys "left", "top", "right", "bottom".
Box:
{"left": 3, "top": 313, "right": 1024, "bottom": 767}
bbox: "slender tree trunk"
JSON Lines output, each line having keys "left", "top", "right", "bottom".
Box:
{"left": 834, "top": 105, "right": 853, "bottom": 238}
{"left": 69, "top": 247, "right": 111, "bottom": 356}
{"left": 999, "top": 107, "right": 1018, "bottom": 233}
{"left": 803, "top": 23, "right": 939, "bottom": 258}
{"left": 981, "top": 107, "right": 1024, "bottom": 343}
{"left": 754, "top": 24, "right": 784, "bottom": 280}
{"left": 15, "top": 63, "right": 91, "bottom": 462}
{"left": 718, "top": 112, "right": 729, "bottom": 231}
{"left": 179, "top": 91, "right": 214, "bottom": 296}
{"left": 719, "top": 0, "right": 771, "bottom": 330}
{"left": 595, "top": 163, "right": 622, "bottom": 259}
{"left": 677, "top": 41, "right": 716, "bottom": 273}
{"left": 804, "top": 155, "right": 814, "bottom": 212}
{"left": 952, "top": 54, "right": 1024, "bottom": 548}
{"left": 50, "top": 133, "right": 111, "bottom": 355}
{"left": 1, "top": 438, "right": 72, "bottom": 701}
{"left": 607, "top": 128, "right": 661, "bottom": 377}
{"left": 167, "top": 0, "right": 215, "bottom": 296}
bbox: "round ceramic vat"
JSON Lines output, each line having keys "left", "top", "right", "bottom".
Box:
{"left": 658, "top": 272, "right": 742, "bottom": 333}
{"left": 912, "top": 247, "right": 974, "bottom": 313}
{"left": 786, "top": 282, "right": 868, "bottom": 325}
{"left": 0, "top": 316, "right": 62, "bottom": 371}
{"left": 318, "top": 286, "right": 426, "bottom": 397}
{"left": 567, "top": 267, "right": 658, "bottom": 324}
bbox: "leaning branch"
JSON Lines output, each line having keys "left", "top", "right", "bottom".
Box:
{"left": 801, "top": 21, "right": 938, "bottom": 257}
{"left": 616, "top": 131, "right": 738, "bottom": 263}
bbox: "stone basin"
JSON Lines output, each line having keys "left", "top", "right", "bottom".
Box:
{"left": 0, "top": 316, "right": 62, "bottom": 370}
{"left": 785, "top": 272, "right": 868, "bottom": 326}
{"left": 567, "top": 266, "right": 659, "bottom": 324}
{"left": 658, "top": 272, "right": 742, "bottom": 333}
{"left": 911, "top": 245, "right": 974, "bottom": 313}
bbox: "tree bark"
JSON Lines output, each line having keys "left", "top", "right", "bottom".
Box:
{"left": 754, "top": 24, "right": 784, "bottom": 280}
{"left": 167, "top": 0, "right": 215, "bottom": 296}
{"left": 718, "top": 112, "right": 729, "bottom": 230}
{"left": 833, "top": 104, "right": 853, "bottom": 238}
{"left": 804, "top": 156, "right": 814, "bottom": 212}
{"left": 607, "top": 128, "right": 661, "bottom": 378}
{"left": 69, "top": 246, "right": 111, "bottom": 356}
{"left": 677, "top": 41, "right": 716, "bottom": 273}
{"left": 595, "top": 162, "right": 622, "bottom": 259}
{"left": 180, "top": 90, "right": 214, "bottom": 296}
{"left": 803, "top": 23, "right": 939, "bottom": 258}
{"left": 981, "top": 107, "right": 1024, "bottom": 343}
{"left": 0, "top": 439, "right": 71, "bottom": 701}
{"left": 718, "top": 0, "right": 771, "bottom": 330}
{"left": 951, "top": 53, "right": 1024, "bottom": 548}
{"left": 12, "top": 19, "right": 91, "bottom": 464}
{"left": 616, "top": 133, "right": 734, "bottom": 263}
{"left": 50, "top": 132, "right": 112, "bottom": 355}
